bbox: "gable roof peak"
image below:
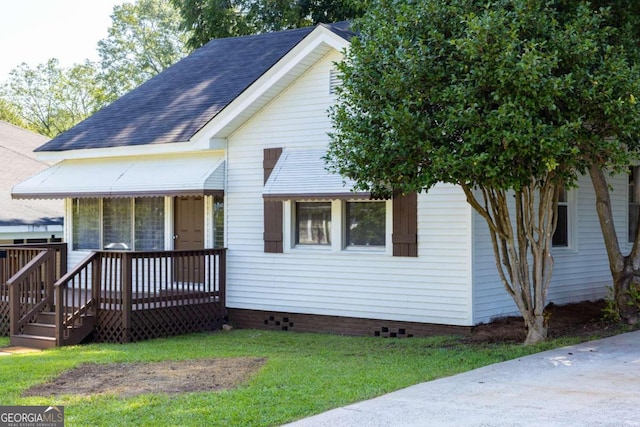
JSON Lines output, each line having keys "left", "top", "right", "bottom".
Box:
{"left": 36, "top": 22, "right": 353, "bottom": 154}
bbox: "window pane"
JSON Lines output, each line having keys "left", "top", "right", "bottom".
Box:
{"left": 213, "top": 196, "right": 224, "bottom": 248}
{"left": 72, "top": 198, "right": 100, "bottom": 250}
{"left": 296, "top": 202, "right": 331, "bottom": 245}
{"left": 553, "top": 205, "right": 568, "bottom": 247}
{"left": 103, "top": 198, "right": 132, "bottom": 250}
{"left": 135, "top": 197, "right": 165, "bottom": 250}
{"left": 346, "top": 202, "right": 385, "bottom": 247}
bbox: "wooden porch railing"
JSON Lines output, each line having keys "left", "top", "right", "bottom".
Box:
{"left": 55, "top": 248, "right": 227, "bottom": 344}
{"left": 7, "top": 249, "right": 56, "bottom": 337}
{"left": 0, "top": 244, "right": 67, "bottom": 337}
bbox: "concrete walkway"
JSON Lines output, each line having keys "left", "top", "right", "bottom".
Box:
{"left": 285, "top": 330, "right": 640, "bottom": 427}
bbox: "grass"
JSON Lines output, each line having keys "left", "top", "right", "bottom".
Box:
{"left": 0, "top": 330, "right": 584, "bottom": 426}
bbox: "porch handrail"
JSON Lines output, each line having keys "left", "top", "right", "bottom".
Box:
{"left": 7, "top": 249, "right": 56, "bottom": 336}
{"left": 53, "top": 251, "right": 99, "bottom": 344}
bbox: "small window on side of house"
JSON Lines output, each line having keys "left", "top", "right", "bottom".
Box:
{"left": 553, "top": 187, "right": 568, "bottom": 247}
{"left": 295, "top": 202, "right": 331, "bottom": 245}
{"left": 345, "top": 201, "right": 386, "bottom": 248}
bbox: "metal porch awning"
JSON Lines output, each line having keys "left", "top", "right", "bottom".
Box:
{"left": 12, "top": 153, "right": 225, "bottom": 199}
{"left": 262, "top": 149, "right": 369, "bottom": 201}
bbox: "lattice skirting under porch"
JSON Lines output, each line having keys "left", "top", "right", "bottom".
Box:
{"left": 227, "top": 309, "right": 471, "bottom": 338}
{"left": 93, "top": 303, "right": 226, "bottom": 343}
{"left": 0, "top": 301, "right": 8, "bottom": 336}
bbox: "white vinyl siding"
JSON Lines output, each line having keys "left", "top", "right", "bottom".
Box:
{"left": 471, "top": 173, "right": 620, "bottom": 324}
{"left": 224, "top": 51, "right": 474, "bottom": 326}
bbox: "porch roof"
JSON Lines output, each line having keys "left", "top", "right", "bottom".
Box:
{"left": 12, "top": 153, "right": 225, "bottom": 199}
{"left": 262, "top": 149, "right": 369, "bottom": 200}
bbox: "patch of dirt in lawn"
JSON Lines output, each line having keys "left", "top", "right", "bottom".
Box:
{"left": 468, "top": 299, "right": 628, "bottom": 343}
{"left": 23, "top": 357, "right": 266, "bottom": 398}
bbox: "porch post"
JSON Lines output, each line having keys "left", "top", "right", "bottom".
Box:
{"left": 91, "top": 253, "right": 102, "bottom": 317}
{"left": 45, "top": 249, "right": 55, "bottom": 312}
{"left": 8, "top": 278, "right": 19, "bottom": 337}
{"left": 121, "top": 252, "right": 132, "bottom": 343}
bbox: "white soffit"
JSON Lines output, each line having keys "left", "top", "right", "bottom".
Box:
{"left": 12, "top": 153, "right": 225, "bottom": 199}
{"left": 263, "top": 149, "right": 369, "bottom": 200}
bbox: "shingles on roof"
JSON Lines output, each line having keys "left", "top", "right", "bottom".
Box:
{"left": 0, "top": 121, "right": 63, "bottom": 226}
{"left": 36, "top": 22, "right": 354, "bottom": 153}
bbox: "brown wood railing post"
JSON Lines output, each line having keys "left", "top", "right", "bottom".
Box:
{"left": 92, "top": 254, "right": 102, "bottom": 316}
{"left": 219, "top": 249, "right": 226, "bottom": 308}
{"left": 55, "top": 284, "right": 63, "bottom": 345}
{"left": 45, "top": 249, "right": 55, "bottom": 312}
{"left": 9, "top": 277, "right": 19, "bottom": 337}
{"left": 122, "top": 252, "right": 132, "bottom": 343}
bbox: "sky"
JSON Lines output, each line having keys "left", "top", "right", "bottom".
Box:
{"left": 0, "top": 0, "right": 126, "bottom": 82}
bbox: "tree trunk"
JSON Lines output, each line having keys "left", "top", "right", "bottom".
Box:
{"left": 462, "top": 179, "right": 558, "bottom": 344}
{"left": 588, "top": 166, "right": 640, "bottom": 324}
{"left": 524, "top": 314, "right": 548, "bottom": 345}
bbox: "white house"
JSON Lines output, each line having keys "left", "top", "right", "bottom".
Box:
{"left": 12, "top": 22, "right": 625, "bottom": 337}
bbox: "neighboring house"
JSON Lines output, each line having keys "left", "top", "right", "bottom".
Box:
{"left": 0, "top": 121, "right": 62, "bottom": 244}
{"left": 12, "top": 22, "right": 626, "bottom": 336}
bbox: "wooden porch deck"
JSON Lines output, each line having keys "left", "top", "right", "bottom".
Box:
{"left": 0, "top": 244, "right": 226, "bottom": 346}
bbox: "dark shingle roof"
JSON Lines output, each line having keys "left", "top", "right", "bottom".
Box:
{"left": 36, "top": 22, "right": 353, "bottom": 153}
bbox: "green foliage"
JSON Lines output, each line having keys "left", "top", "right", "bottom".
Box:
{"left": 605, "top": 283, "right": 640, "bottom": 323}
{"left": 327, "top": 0, "right": 640, "bottom": 197}
{"left": 171, "top": 0, "right": 364, "bottom": 49}
{"left": 0, "top": 330, "right": 580, "bottom": 426}
{"left": 603, "top": 286, "right": 622, "bottom": 322}
{"left": 98, "top": 0, "right": 189, "bottom": 100}
{"left": 0, "top": 97, "right": 28, "bottom": 129}
{"left": 2, "top": 59, "right": 106, "bottom": 137}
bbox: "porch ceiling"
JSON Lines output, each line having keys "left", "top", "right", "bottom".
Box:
{"left": 11, "top": 153, "right": 225, "bottom": 199}
{"left": 262, "top": 149, "right": 370, "bottom": 201}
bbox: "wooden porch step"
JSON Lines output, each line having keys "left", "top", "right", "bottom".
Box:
{"left": 36, "top": 311, "right": 55, "bottom": 325}
{"left": 10, "top": 334, "right": 57, "bottom": 349}
{"left": 22, "top": 322, "right": 55, "bottom": 337}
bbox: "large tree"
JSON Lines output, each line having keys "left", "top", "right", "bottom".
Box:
{"left": 2, "top": 59, "right": 106, "bottom": 137}
{"left": 98, "top": 0, "right": 190, "bottom": 100}
{"left": 327, "top": 0, "right": 640, "bottom": 343}
{"left": 171, "top": 0, "right": 364, "bottom": 49}
{"left": 565, "top": 0, "right": 640, "bottom": 324}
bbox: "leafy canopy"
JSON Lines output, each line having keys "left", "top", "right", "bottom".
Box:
{"left": 171, "top": 0, "right": 364, "bottom": 49}
{"left": 327, "top": 0, "right": 640, "bottom": 197}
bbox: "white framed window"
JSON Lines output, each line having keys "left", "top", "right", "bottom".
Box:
{"left": 552, "top": 187, "right": 575, "bottom": 249}
{"left": 295, "top": 202, "right": 332, "bottom": 246}
{"left": 287, "top": 199, "right": 389, "bottom": 252}
{"left": 345, "top": 201, "right": 386, "bottom": 249}
{"left": 552, "top": 187, "right": 569, "bottom": 247}
{"left": 71, "top": 197, "right": 165, "bottom": 251}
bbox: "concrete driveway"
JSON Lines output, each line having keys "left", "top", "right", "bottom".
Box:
{"left": 285, "top": 330, "right": 640, "bottom": 427}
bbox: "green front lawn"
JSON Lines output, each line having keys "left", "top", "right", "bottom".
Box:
{"left": 0, "top": 330, "right": 579, "bottom": 426}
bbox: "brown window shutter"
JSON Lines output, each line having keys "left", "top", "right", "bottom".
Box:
{"left": 264, "top": 148, "right": 283, "bottom": 253}
{"left": 392, "top": 191, "right": 418, "bottom": 257}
